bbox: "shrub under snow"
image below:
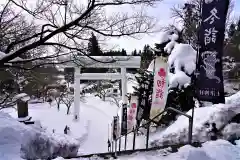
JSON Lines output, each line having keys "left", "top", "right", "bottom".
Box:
{"left": 0, "top": 112, "right": 80, "bottom": 159}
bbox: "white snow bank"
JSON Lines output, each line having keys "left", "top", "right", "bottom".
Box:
{"left": 0, "top": 112, "right": 79, "bottom": 159}
{"left": 225, "top": 91, "right": 240, "bottom": 105}
{"left": 150, "top": 100, "right": 240, "bottom": 146}
{"left": 166, "top": 140, "right": 240, "bottom": 160}
{"left": 68, "top": 140, "right": 240, "bottom": 160}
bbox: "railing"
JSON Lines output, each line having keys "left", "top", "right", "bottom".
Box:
{"left": 113, "top": 107, "right": 193, "bottom": 155}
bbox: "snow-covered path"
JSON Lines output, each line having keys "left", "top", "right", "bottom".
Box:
{"left": 79, "top": 101, "right": 113, "bottom": 154}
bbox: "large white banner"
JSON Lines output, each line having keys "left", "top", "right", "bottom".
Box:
{"left": 127, "top": 95, "right": 138, "bottom": 131}
{"left": 150, "top": 56, "right": 168, "bottom": 122}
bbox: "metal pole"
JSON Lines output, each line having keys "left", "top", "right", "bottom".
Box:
{"left": 73, "top": 67, "right": 81, "bottom": 121}
{"left": 146, "top": 122, "right": 150, "bottom": 149}
{"left": 112, "top": 141, "right": 114, "bottom": 152}
{"left": 115, "top": 140, "right": 117, "bottom": 157}
{"left": 188, "top": 115, "right": 193, "bottom": 144}
{"left": 118, "top": 138, "right": 121, "bottom": 151}
{"left": 124, "top": 135, "right": 127, "bottom": 150}
{"left": 132, "top": 127, "right": 136, "bottom": 150}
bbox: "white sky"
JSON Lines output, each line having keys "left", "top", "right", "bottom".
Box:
{"left": 1, "top": 0, "right": 240, "bottom": 54}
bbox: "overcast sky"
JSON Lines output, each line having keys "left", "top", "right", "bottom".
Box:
{"left": 107, "top": 0, "right": 240, "bottom": 53}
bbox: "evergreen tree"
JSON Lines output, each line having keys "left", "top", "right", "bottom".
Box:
{"left": 88, "top": 32, "right": 102, "bottom": 56}
{"left": 132, "top": 49, "right": 138, "bottom": 56}
{"left": 140, "top": 45, "right": 154, "bottom": 69}
{"left": 182, "top": 3, "right": 198, "bottom": 47}
{"left": 224, "top": 18, "right": 240, "bottom": 61}
{"left": 132, "top": 70, "right": 153, "bottom": 126}
{"left": 121, "top": 49, "right": 127, "bottom": 56}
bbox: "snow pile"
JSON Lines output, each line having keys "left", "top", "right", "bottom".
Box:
{"left": 0, "top": 112, "right": 80, "bottom": 159}
{"left": 66, "top": 140, "right": 240, "bottom": 160}
{"left": 225, "top": 91, "right": 240, "bottom": 105}
{"left": 150, "top": 102, "right": 240, "bottom": 146}
{"left": 21, "top": 132, "right": 79, "bottom": 159}
{"left": 167, "top": 140, "right": 240, "bottom": 160}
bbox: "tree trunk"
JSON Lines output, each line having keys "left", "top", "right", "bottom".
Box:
{"left": 57, "top": 103, "right": 60, "bottom": 111}
{"left": 67, "top": 106, "right": 70, "bottom": 114}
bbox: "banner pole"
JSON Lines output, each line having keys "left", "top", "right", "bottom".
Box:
{"left": 146, "top": 122, "right": 150, "bottom": 149}
{"left": 124, "top": 134, "right": 127, "bottom": 150}
{"left": 132, "top": 127, "right": 136, "bottom": 150}
{"left": 119, "top": 137, "right": 121, "bottom": 151}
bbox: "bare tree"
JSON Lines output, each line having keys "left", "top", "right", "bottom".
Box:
{"left": 61, "top": 93, "right": 74, "bottom": 115}
{"left": 0, "top": 0, "right": 162, "bottom": 68}
{"left": 171, "top": 0, "right": 234, "bottom": 47}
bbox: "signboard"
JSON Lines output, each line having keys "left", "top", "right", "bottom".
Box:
{"left": 127, "top": 96, "right": 138, "bottom": 130}
{"left": 150, "top": 56, "right": 168, "bottom": 122}
{"left": 196, "top": 0, "right": 229, "bottom": 103}
{"left": 121, "top": 104, "right": 128, "bottom": 135}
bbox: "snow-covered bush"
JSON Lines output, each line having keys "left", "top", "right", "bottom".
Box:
{"left": 0, "top": 111, "right": 79, "bottom": 159}
{"left": 20, "top": 132, "right": 79, "bottom": 159}
{"left": 148, "top": 28, "right": 197, "bottom": 126}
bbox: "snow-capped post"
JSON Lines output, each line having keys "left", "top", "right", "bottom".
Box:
{"left": 13, "top": 93, "right": 31, "bottom": 122}
{"left": 74, "top": 67, "right": 80, "bottom": 120}
{"left": 196, "top": 0, "right": 230, "bottom": 104}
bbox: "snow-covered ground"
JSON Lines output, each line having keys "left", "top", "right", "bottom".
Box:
{"left": 2, "top": 83, "right": 240, "bottom": 159}
{"left": 55, "top": 140, "right": 240, "bottom": 160}
{"left": 150, "top": 91, "right": 240, "bottom": 147}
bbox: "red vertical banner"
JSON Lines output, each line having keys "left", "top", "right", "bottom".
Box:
{"left": 150, "top": 56, "right": 168, "bottom": 122}
{"left": 127, "top": 95, "right": 138, "bottom": 131}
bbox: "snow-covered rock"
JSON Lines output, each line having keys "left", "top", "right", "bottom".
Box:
{"left": 150, "top": 92, "right": 240, "bottom": 147}
{"left": 0, "top": 112, "right": 79, "bottom": 159}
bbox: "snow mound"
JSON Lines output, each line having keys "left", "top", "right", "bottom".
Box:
{"left": 21, "top": 132, "right": 79, "bottom": 159}
{"left": 150, "top": 101, "right": 240, "bottom": 146}
{"left": 0, "top": 112, "right": 79, "bottom": 159}
{"left": 63, "top": 140, "right": 240, "bottom": 160}
{"left": 166, "top": 140, "right": 240, "bottom": 160}
{"left": 226, "top": 91, "right": 240, "bottom": 105}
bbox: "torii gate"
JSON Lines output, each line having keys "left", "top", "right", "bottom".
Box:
{"left": 67, "top": 56, "right": 141, "bottom": 121}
